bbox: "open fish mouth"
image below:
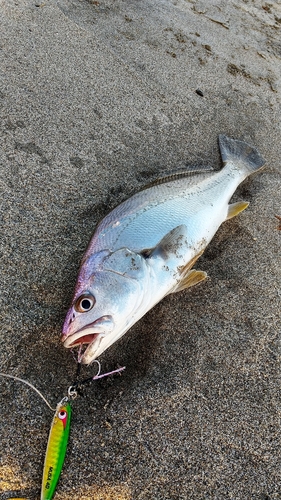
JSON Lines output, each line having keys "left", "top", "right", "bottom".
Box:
{"left": 64, "top": 328, "right": 106, "bottom": 364}
{"left": 63, "top": 315, "right": 114, "bottom": 350}
{"left": 65, "top": 332, "right": 101, "bottom": 348}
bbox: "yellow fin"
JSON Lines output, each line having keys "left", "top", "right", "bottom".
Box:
{"left": 172, "top": 269, "right": 208, "bottom": 293}
{"left": 226, "top": 201, "right": 249, "bottom": 220}
{"left": 178, "top": 250, "right": 204, "bottom": 277}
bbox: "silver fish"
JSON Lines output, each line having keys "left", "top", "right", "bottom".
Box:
{"left": 62, "top": 135, "right": 264, "bottom": 364}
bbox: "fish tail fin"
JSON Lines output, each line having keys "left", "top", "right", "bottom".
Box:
{"left": 218, "top": 135, "right": 265, "bottom": 176}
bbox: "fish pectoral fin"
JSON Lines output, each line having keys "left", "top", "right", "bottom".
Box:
{"left": 145, "top": 224, "right": 188, "bottom": 260}
{"left": 226, "top": 201, "right": 249, "bottom": 220}
{"left": 172, "top": 269, "right": 208, "bottom": 293}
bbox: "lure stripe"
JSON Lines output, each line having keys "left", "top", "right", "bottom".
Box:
{"left": 41, "top": 403, "right": 71, "bottom": 500}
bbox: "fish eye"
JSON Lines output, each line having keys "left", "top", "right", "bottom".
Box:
{"left": 58, "top": 410, "right": 66, "bottom": 419}
{"left": 75, "top": 294, "right": 95, "bottom": 313}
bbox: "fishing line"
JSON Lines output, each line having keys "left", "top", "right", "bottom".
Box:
{"left": 0, "top": 372, "right": 57, "bottom": 411}
{"left": 0, "top": 361, "right": 125, "bottom": 411}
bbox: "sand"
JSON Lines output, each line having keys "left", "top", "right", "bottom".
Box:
{"left": 0, "top": 0, "right": 280, "bottom": 498}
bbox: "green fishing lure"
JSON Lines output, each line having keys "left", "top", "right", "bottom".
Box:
{"left": 0, "top": 363, "right": 125, "bottom": 500}
{"left": 41, "top": 400, "right": 72, "bottom": 500}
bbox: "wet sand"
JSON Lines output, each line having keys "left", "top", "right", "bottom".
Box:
{"left": 0, "top": 0, "right": 280, "bottom": 498}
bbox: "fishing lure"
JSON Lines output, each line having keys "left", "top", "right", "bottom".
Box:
{"left": 0, "top": 373, "right": 74, "bottom": 500}
{"left": 0, "top": 363, "right": 125, "bottom": 500}
{"left": 41, "top": 399, "right": 72, "bottom": 500}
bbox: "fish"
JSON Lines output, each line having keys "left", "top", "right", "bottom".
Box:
{"left": 62, "top": 135, "right": 265, "bottom": 365}
{"left": 41, "top": 402, "right": 71, "bottom": 500}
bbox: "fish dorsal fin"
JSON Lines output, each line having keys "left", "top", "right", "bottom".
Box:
{"left": 141, "top": 165, "right": 214, "bottom": 190}
{"left": 226, "top": 201, "right": 249, "bottom": 220}
{"left": 143, "top": 225, "right": 188, "bottom": 260}
{"left": 172, "top": 269, "right": 208, "bottom": 293}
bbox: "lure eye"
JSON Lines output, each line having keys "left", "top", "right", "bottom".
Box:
{"left": 57, "top": 407, "right": 69, "bottom": 429}
{"left": 75, "top": 294, "right": 95, "bottom": 313}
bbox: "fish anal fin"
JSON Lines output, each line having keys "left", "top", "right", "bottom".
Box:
{"left": 226, "top": 201, "right": 249, "bottom": 220}
{"left": 178, "top": 250, "right": 204, "bottom": 277}
{"left": 173, "top": 269, "right": 208, "bottom": 293}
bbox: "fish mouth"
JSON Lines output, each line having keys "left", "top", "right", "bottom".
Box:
{"left": 66, "top": 331, "right": 104, "bottom": 364}
{"left": 64, "top": 332, "right": 101, "bottom": 348}
{"left": 63, "top": 315, "right": 114, "bottom": 360}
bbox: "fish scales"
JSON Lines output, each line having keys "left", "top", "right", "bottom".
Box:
{"left": 86, "top": 173, "right": 216, "bottom": 254}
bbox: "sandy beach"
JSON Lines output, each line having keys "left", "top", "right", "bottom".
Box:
{"left": 0, "top": 0, "right": 280, "bottom": 498}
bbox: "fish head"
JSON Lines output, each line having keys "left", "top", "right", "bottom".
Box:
{"left": 62, "top": 248, "right": 150, "bottom": 364}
